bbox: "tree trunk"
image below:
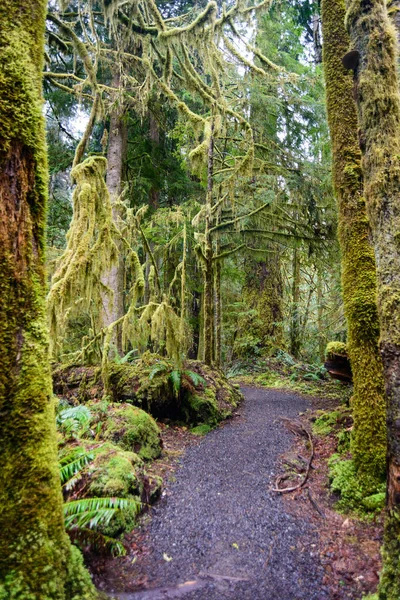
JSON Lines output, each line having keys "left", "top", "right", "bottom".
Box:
{"left": 289, "top": 248, "right": 301, "bottom": 357}
{"left": 203, "top": 121, "right": 215, "bottom": 366}
{"left": 321, "top": 0, "right": 386, "bottom": 490}
{"left": 241, "top": 255, "right": 284, "bottom": 355}
{"left": 149, "top": 109, "right": 160, "bottom": 210}
{"left": 317, "top": 269, "right": 325, "bottom": 363}
{"left": 345, "top": 0, "right": 400, "bottom": 595}
{"left": 214, "top": 257, "right": 222, "bottom": 367}
{"left": 101, "top": 73, "right": 127, "bottom": 353}
{"left": 0, "top": 1, "right": 96, "bottom": 597}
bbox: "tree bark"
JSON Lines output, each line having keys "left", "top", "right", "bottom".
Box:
{"left": 289, "top": 248, "right": 301, "bottom": 358}
{"left": 102, "top": 72, "right": 127, "bottom": 353}
{"left": 345, "top": 0, "right": 400, "bottom": 595}
{"left": 0, "top": 1, "right": 96, "bottom": 597}
{"left": 203, "top": 121, "right": 215, "bottom": 366}
{"left": 321, "top": 0, "right": 386, "bottom": 490}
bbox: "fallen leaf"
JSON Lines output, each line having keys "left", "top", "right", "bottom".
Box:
{"left": 163, "top": 553, "right": 173, "bottom": 562}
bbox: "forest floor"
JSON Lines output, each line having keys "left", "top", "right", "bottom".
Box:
{"left": 91, "top": 386, "right": 382, "bottom": 600}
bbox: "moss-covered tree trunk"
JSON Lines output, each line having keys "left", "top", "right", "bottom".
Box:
{"left": 240, "top": 254, "right": 284, "bottom": 354}
{"left": 0, "top": 2, "right": 96, "bottom": 597}
{"left": 345, "top": 0, "right": 400, "bottom": 595}
{"left": 203, "top": 121, "right": 215, "bottom": 367}
{"left": 321, "top": 0, "right": 386, "bottom": 491}
{"left": 101, "top": 72, "right": 127, "bottom": 354}
{"left": 289, "top": 248, "right": 301, "bottom": 357}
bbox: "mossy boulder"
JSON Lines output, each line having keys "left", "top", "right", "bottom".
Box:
{"left": 95, "top": 403, "right": 162, "bottom": 461}
{"left": 53, "top": 356, "right": 243, "bottom": 426}
{"left": 88, "top": 442, "right": 144, "bottom": 498}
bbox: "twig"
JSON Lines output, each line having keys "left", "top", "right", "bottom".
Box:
{"left": 271, "top": 424, "right": 314, "bottom": 494}
{"left": 307, "top": 488, "right": 326, "bottom": 518}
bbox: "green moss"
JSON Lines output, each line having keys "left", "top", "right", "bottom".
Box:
{"left": 190, "top": 424, "right": 213, "bottom": 436}
{"left": 325, "top": 341, "right": 348, "bottom": 359}
{"left": 378, "top": 513, "right": 400, "bottom": 599}
{"left": 0, "top": 1, "right": 97, "bottom": 596}
{"left": 362, "top": 493, "right": 386, "bottom": 512}
{"left": 329, "top": 456, "right": 385, "bottom": 514}
{"left": 312, "top": 410, "right": 341, "bottom": 436}
{"left": 321, "top": 0, "right": 386, "bottom": 492}
{"left": 93, "top": 403, "right": 162, "bottom": 461}
{"left": 89, "top": 443, "right": 144, "bottom": 498}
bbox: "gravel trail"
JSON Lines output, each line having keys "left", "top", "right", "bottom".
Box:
{"left": 115, "top": 386, "right": 329, "bottom": 600}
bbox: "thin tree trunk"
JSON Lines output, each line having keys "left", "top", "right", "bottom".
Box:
{"left": 0, "top": 1, "right": 96, "bottom": 596}
{"left": 101, "top": 72, "right": 127, "bottom": 353}
{"left": 203, "top": 121, "right": 215, "bottom": 366}
{"left": 290, "top": 248, "right": 301, "bottom": 358}
{"left": 149, "top": 109, "right": 160, "bottom": 210}
{"left": 345, "top": 1, "right": 400, "bottom": 595}
{"left": 214, "top": 257, "right": 222, "bottom": 367}
{"left": 317, "top": 268, "right": 325, "bottom": 363}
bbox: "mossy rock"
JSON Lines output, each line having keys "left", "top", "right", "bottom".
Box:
{"left": 89, "top": 402, "right": 162, "bottom": 461}
{"left": 325, "top": 341, "right": 348, "bottom": 359}
{"left": 53, "top": 357, "right": 243, "bottom": 426}
{"left": 88, "top": 442, "right": 144, "bottom": 498}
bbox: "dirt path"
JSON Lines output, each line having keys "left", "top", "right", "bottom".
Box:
{"left": 108, "top": 386, "right": 329, "bottom": 599}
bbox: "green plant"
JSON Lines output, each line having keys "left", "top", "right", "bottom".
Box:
{"left": 59, "top": 448, "right": 94, "bottom": 489}
{"left": 57, "top": 405, "right": 92, "bottom": 439}
{"left": 59, "top": 448, "right": 141, "bottom": 555}
{"left": 64, "top": 496, "right": 140, "bottom": 556}
{"left": 149, "top": 361, "right": 206, "bottom": 397}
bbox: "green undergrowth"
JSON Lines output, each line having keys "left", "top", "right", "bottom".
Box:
{"left": 228, "top": 352, "right": 351, "bottom": 403}
{"left": 311, "top": 407, "right": 386, "bottom": 518}
{"left": 53, "top": 354, "right": 243, "bottom": 427}
{"left": 53, "top": 355, "right": 243, "bottom": 557}
{"left": 190, "top": 423, "right": 213, "bottom": 436}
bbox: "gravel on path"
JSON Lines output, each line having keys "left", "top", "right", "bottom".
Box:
{"left": 113, "top": 386, "right": 329, "bottom": 600}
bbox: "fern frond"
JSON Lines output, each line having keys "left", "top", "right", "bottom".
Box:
{"left": 64, "top": 497, "right": 141, "bottom": 529}
{"left": 60, "top": 450, "right": 94, "bottom": 485}
{"left": 185, "top": 371, "right": 207, "bottom": 388}
{"left": 67, "top": 527, "right": 126, "bottom": 557}
{"left": 149, "top": 362, "right": 170, "bottom": 379}
{"left": 170, "top": 370, "right": 181, "bottom": 396}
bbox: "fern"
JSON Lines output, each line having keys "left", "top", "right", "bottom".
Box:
{"left": 57, "top": 405, "right": 92, "bottom": 438}
{"left": 149, "top": 361, "right": 170, "bottom": 379}
{"left": 67, "top": 527, "right": 126, "bottom": 557}
{"left": 170, "top": 370, "right": 182, "bottom": 396}
{"left": 185, "top": 370, "right": 206, "bottom": 388}
{"left": 118, "top": 349, "right": 139, "bottom": 364}
{"left": 64, "top": 497, "right": 141, "bottom": 530}
{"left": 59, "top": 449, "right": 94, "bottom": 486}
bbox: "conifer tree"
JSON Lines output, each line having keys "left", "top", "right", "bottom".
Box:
{"left": 0, "top": 1, "right": 96, "bottom": 596}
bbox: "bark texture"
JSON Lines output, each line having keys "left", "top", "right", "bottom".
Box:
{"left": 321, "top": 0, "right": 386, "bottom": 490}
{"left": 0, "top": 2, "right": 96, "bottom": 597}
{"left": 101, "top": 72, "right": 127, "bottom": 353}
{"left": 345, "top": 0, "right": 400, "bottom": 595}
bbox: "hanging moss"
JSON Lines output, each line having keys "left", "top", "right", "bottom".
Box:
{"left": 0, "top": 0, "right": 97, "bottom": 597}
{"left": 321, "top": 0, "right": 386, "bottom": 494}
{"left": 47, "top": 156, "right": 118, "bottom": 360}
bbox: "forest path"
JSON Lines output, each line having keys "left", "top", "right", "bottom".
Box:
{"left": 112, "top": 386, "right": 329, "bottom": 600}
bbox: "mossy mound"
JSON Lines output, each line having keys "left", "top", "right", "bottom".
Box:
{"left": 88, "top": 442, "right": 144, "bottom": 498}
{"left": 328, "top": 455, "right": 385, "bottom": 514}
{"left": 53, "top": 356, "right": 243, "bottom": 426}
{"left": 325, "top": 341, "right": 348, "bottom": 359}
{"left": 89, "top": 402, "right": 162, "bottom": 461}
